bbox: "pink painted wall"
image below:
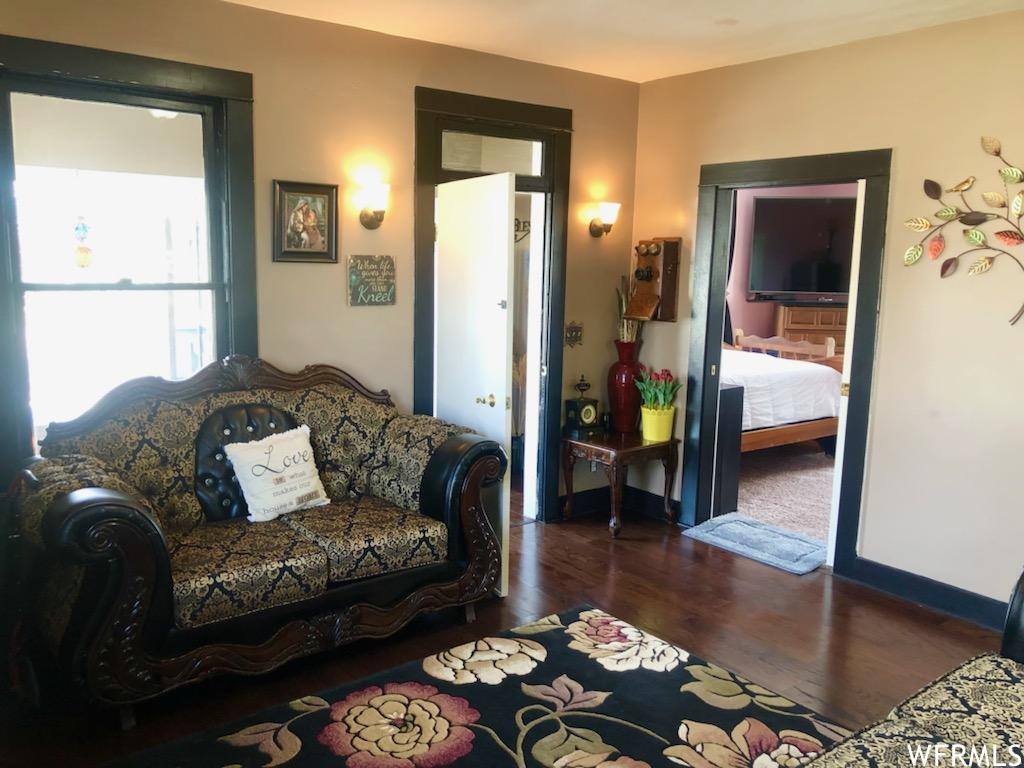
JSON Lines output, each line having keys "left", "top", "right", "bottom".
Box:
{"left": 727, "top": 183, "right": 858, "bottom": 338}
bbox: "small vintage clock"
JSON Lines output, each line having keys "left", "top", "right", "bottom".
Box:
{"left": 564, "top": 375, "right": 603, "bottom": 440}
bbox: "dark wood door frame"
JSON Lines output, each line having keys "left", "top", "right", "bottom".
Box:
{"left": 413, "top": 87, "right": 571, "bottom": 522}
{"left": 685, "top": 149, "right": 1007, "bottom": 629}
{"left": 0, "top": 34, "right": 256, "bottom": 482}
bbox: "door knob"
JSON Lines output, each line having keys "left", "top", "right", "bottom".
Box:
{"left": 475, "top": 394, "right": 496, "bottom": 407}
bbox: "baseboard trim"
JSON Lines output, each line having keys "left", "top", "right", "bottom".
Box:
{"left": 623, "top": 486, "right": 681, "bottom": 524}
{"left": 556, "top": 488, "right": 1002, "bottom": 630}
{"left": 556, "top": 486, "right": 681, "bottom": 525}
{"left": 838, "top": 555, "right": 1007, "bottom": 631}
{"left": 555, "top": 486, "right": 608, "bottom": 520}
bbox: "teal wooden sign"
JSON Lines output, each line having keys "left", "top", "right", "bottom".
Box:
{"left": 348, "top": 255, "right": 396, "bottom": 306}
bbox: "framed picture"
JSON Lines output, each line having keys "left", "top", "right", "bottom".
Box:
{"left": 272, "top": 180, "right": 338, "bottom": 263}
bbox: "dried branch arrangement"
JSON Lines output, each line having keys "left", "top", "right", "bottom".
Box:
{"left": 616, "top": 275, "right": 643, "bottom": 342}
{"left": 904, "top": 136, "right": 1024, "bottom": 325}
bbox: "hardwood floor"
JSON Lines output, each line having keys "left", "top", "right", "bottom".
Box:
{"left": 2, "top": 508, "right": 999, "bottom": 766}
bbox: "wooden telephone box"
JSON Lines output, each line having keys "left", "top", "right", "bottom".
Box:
{"left": 624, "top": 237, "right": 680, "bottom": 322}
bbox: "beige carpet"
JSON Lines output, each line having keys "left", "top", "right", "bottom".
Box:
{"left": 736, "top": 443, "right": 835, "bottom": 542}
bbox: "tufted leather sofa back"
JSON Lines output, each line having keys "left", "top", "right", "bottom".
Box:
{"left": 194, "top": 404, "right": 297, "bottom": 521}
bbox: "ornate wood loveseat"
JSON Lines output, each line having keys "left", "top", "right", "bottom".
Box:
{"left": 9, "top": 356, "right": 505, "bottom": 725}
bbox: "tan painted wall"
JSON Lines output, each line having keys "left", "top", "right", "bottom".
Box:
{"left": 1, "top": 0, "right": 640, "bottom": 492}
{"left": 631, "top": 11, "right": 1024, "bottom": 602}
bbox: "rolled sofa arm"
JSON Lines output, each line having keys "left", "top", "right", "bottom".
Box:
{"left": 17, "top": 455, "right": 160, "bottom": 548}
{"left": 419, "top": 434, "right": 507, "bottom": 564}
{"left": 14, "top": 455, "right": 175, "bottom": 704}
{"left": 43, "top": 486, "right": 167, "bottom": 563}
{"left": 1001, "top": 569, "right": 1024, "bottom": 663}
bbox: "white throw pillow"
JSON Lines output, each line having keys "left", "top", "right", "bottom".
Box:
{"left": 223, "top": 424, "right": 330, "bottom": 522}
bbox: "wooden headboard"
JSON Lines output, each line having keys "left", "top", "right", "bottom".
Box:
{"left": 733, "top": 328, "right": 836, "bottom": 360}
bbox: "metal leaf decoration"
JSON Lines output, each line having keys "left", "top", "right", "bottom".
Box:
{"left": 923, "top": 179, "right": 943, "bottom": 200}
{"left": 946, "top": 176, "right": 976, "bottom": 193}
{"left": 1013, "top": 191, "right": 1024, "bottom": 219}
{"left": 963, "top": 228, "right": 987, "bottom": 247}
{"left": 960, "top": 211, "right": 996, "bottom": 225}
{"left": 968, "top": 255, "right": 994, "bottom": 275}
{"left": 909, "top": 137, "right": 1024, "bottom": 325}
{"left": 982, "top": 191, "right": 1007, "bottom": 208}
{"left": 995, "top": 230, "right": 1024, "bottom": 247}
{"left": 999, "top": 166, "right": 1024, "bottom": 184}
{"left": 981, "top": 136, "right": 1003, "bottom": 156}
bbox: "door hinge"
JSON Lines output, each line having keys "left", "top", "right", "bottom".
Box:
{"left": 506, "top": 396, "right": 511, "bottom": 411}
{"left": 710, "top": 364, "right": 717, "bottom": 376}
{"left": 840, "top": 382, "right": 850, "bottom": 397}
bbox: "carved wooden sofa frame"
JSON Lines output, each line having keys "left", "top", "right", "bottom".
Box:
{"left": 9, "top": 357, "right": 504, "bottom": 725}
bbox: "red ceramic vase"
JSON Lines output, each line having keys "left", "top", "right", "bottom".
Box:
{"left": 607, "top": 340, "right": 641, "bottom": 433}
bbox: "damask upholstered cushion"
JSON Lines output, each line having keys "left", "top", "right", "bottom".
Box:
{"left": 364, "top": 414, "right": 470, "bottom": 511}
{"left": 34, "top": 560, "right": 85, "bottom": 657}
{"left": 282, "top": 496, "right": 448, "bottom": 583}
{"left": 810, "top": 719, "right": 943, "bottom": 766}
{"left": 889, "top": 654, "right": 1024, "bottom": 743}
{"left": 811, "top": 654, "right": 1024, "bottom": 766}
{"left": 168, "top": 519, "right": 329, "bottom": 629}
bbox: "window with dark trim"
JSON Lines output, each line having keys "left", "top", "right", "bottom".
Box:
{"left": 0, "top": 34, "right": 256, "bottom": 478}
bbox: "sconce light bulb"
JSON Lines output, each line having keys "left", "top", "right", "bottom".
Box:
{"left": 358, "top": 182, "right": 390, "bottom": 230}
{"left": 598, "top": 201, "right": 620, "bottom": 226}
{"left": 589, "top": 201, "right": 620, "bottom": 238}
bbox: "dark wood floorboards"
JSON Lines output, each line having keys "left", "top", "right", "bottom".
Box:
{"left": 1, "top": 508, "right": 998, "bottom": 766}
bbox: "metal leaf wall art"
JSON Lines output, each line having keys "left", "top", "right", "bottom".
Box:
{"left": 905, "top": 136, "right": 1024, "bottom": 325}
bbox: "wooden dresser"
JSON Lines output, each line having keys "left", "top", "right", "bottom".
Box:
{"left": 774, "top": 304, "right": 848, "bottom": 353}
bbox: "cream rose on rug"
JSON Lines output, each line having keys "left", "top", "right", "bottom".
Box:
{"left": 422, "top": 637, "right": 546, "bottom": 684}
{"left": 566, "top": 609, "right": 688, "bottom": 673}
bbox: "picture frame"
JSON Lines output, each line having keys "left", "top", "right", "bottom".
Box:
{"left": 272, "top": 180, "right": 338, "bottom": 263}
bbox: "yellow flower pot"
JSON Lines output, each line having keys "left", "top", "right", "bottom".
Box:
{"left": 641, "top": 405, "right": 675, "bottom": 442}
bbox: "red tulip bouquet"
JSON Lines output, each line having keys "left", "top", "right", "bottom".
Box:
{"left": 636, "top": 365, "right": 682, "bottom": 441}
{"left": 636, "top": 365, "right": 682, "bottom": 408}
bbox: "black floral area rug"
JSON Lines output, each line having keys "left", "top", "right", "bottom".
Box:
{"left": 111, "top": 608, "right": 851, "bottom": 768}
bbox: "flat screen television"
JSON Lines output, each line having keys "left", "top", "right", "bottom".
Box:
{"left": 748, "top": 196, "right": 856, "bottom": 302}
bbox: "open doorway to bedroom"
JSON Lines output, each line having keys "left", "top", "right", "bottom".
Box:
{"left": 682, "top": 149, "right": 891, "bottom": 577}
{"left": 719, "top": 183, "right": 859, "bottom": 546}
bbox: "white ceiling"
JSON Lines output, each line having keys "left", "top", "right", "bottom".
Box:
{"left": 225, "top": 0, "right": 1019, "bottom": 82}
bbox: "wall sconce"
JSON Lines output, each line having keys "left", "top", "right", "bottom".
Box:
{"left": 589, "top": 202, "right": 620, "bottom": 237}
{"left": 357, "top": 182, "right": 390, "bottom": 230}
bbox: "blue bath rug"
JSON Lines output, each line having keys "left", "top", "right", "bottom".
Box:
{"left": 683, "top": 512, "right": 826, "bottom": 574}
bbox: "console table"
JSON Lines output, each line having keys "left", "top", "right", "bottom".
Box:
{"left": 561, "top": 432, "right": 680, "bottom": 537}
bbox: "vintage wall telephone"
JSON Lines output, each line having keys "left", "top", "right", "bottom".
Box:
{"left": 624, "top": 237, "right": 681, "bottom": 322}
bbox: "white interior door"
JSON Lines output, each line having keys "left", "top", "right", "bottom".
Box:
{"left": 434, "top": 172, "right": 514, "bottom": 595}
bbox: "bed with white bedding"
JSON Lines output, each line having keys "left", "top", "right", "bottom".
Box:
{"left": 719, "top": 347, "right": 842, "bottom": 450}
